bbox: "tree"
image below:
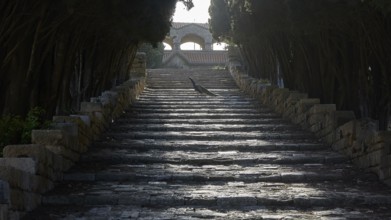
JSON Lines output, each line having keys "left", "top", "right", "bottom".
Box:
{"left": 209, "top": 0, "right": 391, "bottom": 130}
{"left": 0, "top": 0, "right": 186, "bottom": 117}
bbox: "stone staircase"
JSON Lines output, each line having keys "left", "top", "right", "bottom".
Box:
{"left": 27, "top": 69, "right": 391, "bottom": 219}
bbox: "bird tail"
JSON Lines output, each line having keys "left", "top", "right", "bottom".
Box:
{"left": 204, "top": 89, "right": 217, "bottom": 96}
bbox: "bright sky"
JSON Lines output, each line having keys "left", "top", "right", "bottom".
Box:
{"left": 173, "top": 0, "right": 211, "bottom": 23}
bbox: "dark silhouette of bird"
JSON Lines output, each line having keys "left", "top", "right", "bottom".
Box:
{"left": 189, "top": 77, "right": 217, "bottom": 96}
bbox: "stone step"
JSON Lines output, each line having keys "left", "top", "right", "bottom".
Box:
{"left": 131, "top": 107, "right": 264, "bottom": 116}
{"left": 63, "top": 163, "right": 357, "bottom": 183}
{"left": 127, "top": 108, "right": 261, "bottom": 114}
{"left": 104, "top": 131, "right": 317, "bottom": 141}
{"left": 80, "top": 149, "right": 346, "bottom": 165}
{"left": 109, "top": 123, "right": 300, "bottom": 132}
{"left": 28, "top": 69, "right": 391, "bottom": 219}
{"left": 134, "top": 100, "right": 254, "bottom": 105}
{"left": 28, "top": 205, "right": 391, "bottom": 219}
{"left": 140, "top": 91, "right": 243, "bottom": 96}
{"left": 42, "top": 181, "right": 391, "bottom": 209}
{"left": 129, "top": 113, "right": 281, "bottom": 120}
{"left": 116, "top": 118, "right": 289, "bottom": 125}
{"left": 130, "top": 104, "right": 260, "bottom": 109}
{"left": 93, "top": 140, "right": 328, "bottom": 152}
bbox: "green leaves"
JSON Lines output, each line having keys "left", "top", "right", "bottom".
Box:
{"left": 0, "top": 107, "right": 51, "bottom": 153}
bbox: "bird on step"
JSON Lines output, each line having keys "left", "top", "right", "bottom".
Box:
{"left": 189, "top": 77, "right": 217, "bottom": 96}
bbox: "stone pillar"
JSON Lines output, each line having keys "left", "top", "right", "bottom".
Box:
{"left": 173, "top": 42, "right": 181, "bottom": 51}
{"left": 205, "top": 42, "right": 213, "bottom": 51}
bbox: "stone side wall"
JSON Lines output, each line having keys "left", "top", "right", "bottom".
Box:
{"left": 228, "top": 64, "right": 391, "bottom": 188}
{"left": 0, "top": 53, "right": 147, "bottom": 219}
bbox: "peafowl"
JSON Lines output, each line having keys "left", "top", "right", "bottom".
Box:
{"left": 189, "top": 77, "right": 217, "bottom": 96}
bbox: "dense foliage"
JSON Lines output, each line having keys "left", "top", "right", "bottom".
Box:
{"left": 0, "top": 107, "right": 50, "bottom": 153}
{"left": 139, "top": 43, "right": 165, "bottom": 69}
{"left": 210, "top": 0, "right": 391, "bottom": 130}
{"left": 0, "top": 0, "right": 194, "bottom": 118}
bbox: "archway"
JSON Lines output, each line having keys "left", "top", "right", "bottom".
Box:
{"left": 163, "top": 42, "right": 172, "bottom": 50}
{"left": 180, "top": 34, "right": 205, "bottom": 50}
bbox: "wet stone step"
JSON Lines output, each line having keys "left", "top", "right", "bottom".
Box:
{"left": 27, "top": 205, "right": 391, "bottom": 220}
{"left": 63, "top": 163, "right": 358, "bottom": 183}
{"left": 93, "top": 140, "right": 328, "bottom": 152}
{"left": 109, "top": 123, "right": 300, "bottom": 132}
{"left": 115, "top": 118, "right": 290, "bottom": 125}
{"left": 79, "top": 150, "right": 347, "bottom": 165}
{"left": 130, "top": 104, "right": 261, "bottom": 109}
{"left": 126, "top": 108, "right": 261, "bottom": 114}
{"left": 130, "top": 113, "right": 281, "bottom": 120}
{"left": 134, "top": 100, "right": 255, "bottom": 106}
{"left": 104, "top": 131, "right": 317, "bottom": 141}
{"left": 137, "top": 94, "right": 251, "bottom": 98}
{"left": 41, "top": 181, "right": 391, "bottom": 209}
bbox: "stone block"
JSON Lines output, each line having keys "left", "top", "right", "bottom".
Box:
{"left": 332, "top": 111, "right": 356, "bottom": 129}
{"left": 3, "top": 144, "right": 65, "bottom": 175}
{"left": 80, "top": 102, "right": 103, "bottom": 113}
{"left": 44, "top": 145, "right": 79, "bottom": 162}
{"left": 23, "top": 191, "right": 41, "bottom": 212}
{"left": 379, "top": 166, "right": 391, "bottom": 180}
{"left": 52, "top": 123, "right": 80, "bottom": 152}
{"left": 9, "top": 189, "right": 23, "bottom": 210}
{"left": 3, "top": 145, "right": 53, "bottom": 167}
{"left": 0, "top": 204, "right": 8, "bottom": 220}
{"left": 261, "top": 86, "right": 278, "bottom": 105}
{"left": 285, "top": 92, "right": 308, "bottom": 108}
{"left": 0, "top": 166, "right": 31, "bottom": 191}
{"left": 332, "top": 138, "right": 349, "bottom": 152}
{"left": 295, "top": 99, "right": 320, "bottom": 115}
{"left": 0, "top": 158, "right": 37, "bottom": 174}
{"left": 52, "top": 122, "right": 78, "bottom": 137}
{"left": 32, "top": 129, "right": 71, "bottom": 150}
{"left": 0, "top": 180, "right": 10, "bottom": 204}
{"left": 353, "top": 149, "right": 383, "bottom": 169}
{"left": 271, "top": 88, "right": 290, "bottom": 113}
{"left": 70, "top": 114, "right": 91, "bottom": 127}
{"left": 316, "top": 124, "right": 335, "bottom": 138}
{"left": 29, "top": 174, "right": 54, "bottom": 193}
{"left": 322, "top": 131, "right": 336, "bottom": 145}
{"left": 309, "top": 122, "right": 323, "bottom": 134}
{"left": 367, "top": 131, "right": 391, "bottom": 145}
{"left": 10, "top": 189, "right": 41, "bottom": 211}
{"left": 308, "top": 104, "right": 336, "bottom": 114}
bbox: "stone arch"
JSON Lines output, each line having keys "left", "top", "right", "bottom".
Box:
{"left": 168, "top": 22, "right": 213, "bottom": 51}
{"left": 180, "top": 33, "right": 205, "bottom": 50}
{"left": 163, "top": 37, "right": 174, "bottom": 50}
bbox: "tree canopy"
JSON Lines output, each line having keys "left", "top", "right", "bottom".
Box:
{"left": 0, "top": 0, "right": 194, "bottom": 117}
{"left": 210, "top": 0, "right": 391, "bottom": 130}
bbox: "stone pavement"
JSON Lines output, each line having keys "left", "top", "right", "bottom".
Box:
{"left": 27, "top": 69, "right": 391, "bottom": 219}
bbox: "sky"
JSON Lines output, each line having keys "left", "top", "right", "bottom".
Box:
{"left": 173, "top": 0, "right": 211, "bottom": 23}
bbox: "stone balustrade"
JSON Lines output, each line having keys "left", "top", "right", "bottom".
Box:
{"left": 0, "top": 53, "right": 147, "bottom": 219}
{"left": 229, "top": 64, "right": 391, "bottom": 188}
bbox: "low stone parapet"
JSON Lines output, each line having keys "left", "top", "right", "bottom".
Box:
{"left": 229, "top": 67, "right": 391, "bottom": 187}
{"left": 0, "top": 55, "right": 147, "bottom": 218}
